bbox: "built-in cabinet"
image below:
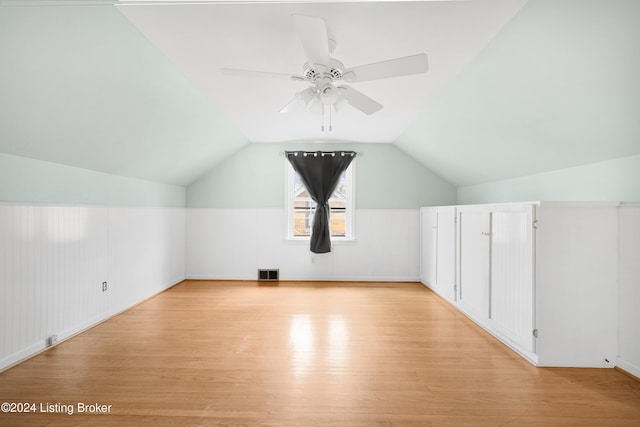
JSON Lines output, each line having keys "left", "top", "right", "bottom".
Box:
{"left": 458, "top": 203, "right": 536, "bottom": 355}
{"left": 420, "top": 206, "right": 456, "bottom": 302}
{"left": 420, "top": 202, "right": 619, "bottom": 368}
{"left": 420, "top": 208, "right": 438, "bottom": 288}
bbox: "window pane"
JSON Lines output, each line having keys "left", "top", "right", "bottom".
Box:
{"left": 332, "top": 176, "right": 346, "bottom": 200}
{"left": 294, "top": 200, "right": 313, "bottom": 209}
{"left": 330, "top": 211, "right": 346, "bottom": 237}
{"left": 293, "top": 209, "right": 313, "bottom": 236}
{"left": 287, "top": 162, "right": 353, "bottom": 240}
{"left": 329, "top": 200, "right": 346, "bottom": 209}
{"left": 293, "top": 173, "right": 310, "bottom": 198}
{"left": 294, "top": 208, "right": 345, "bottom": 237}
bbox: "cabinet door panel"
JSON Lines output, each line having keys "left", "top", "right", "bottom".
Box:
{"left": 458, "top": 208, "right": 490, "bottom": 321}
{"left": 435, "top": 207, "right": 456, "bottom": 302}
{"left": 420, "top": 209, "right": 438, "bottom": 286}
{"left": 490, "top": 205, "right": 535, "bottom": 353}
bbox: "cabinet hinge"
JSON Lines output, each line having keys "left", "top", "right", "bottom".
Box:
{"left": 532, "top": 219, "right": 539, "bottom": 229}
{"left": 533, "top": 329, "right": 538, "bottom": 338}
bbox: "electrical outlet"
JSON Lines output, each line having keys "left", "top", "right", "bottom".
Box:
{"left": 45, "top": 335, "right": 58, "bottom": 347}
{"left": 102, "top": 281, "right": 108, "bottom": 292}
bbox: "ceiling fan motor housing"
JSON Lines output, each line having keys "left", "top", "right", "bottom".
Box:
{"left": 303, "top": 58, "right": 344, "bottom": 83}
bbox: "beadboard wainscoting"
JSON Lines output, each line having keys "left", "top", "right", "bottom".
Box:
{"left": 0, "top": 204, "right": 186, "bottom": 370}
{"left": 618, "top": 205, "right": 640, "bottom": 378}
{"left": 186, "top": 208, "right": 420, "bottom": 282}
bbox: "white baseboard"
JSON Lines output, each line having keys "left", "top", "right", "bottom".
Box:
{"left": 334, "top": 276, "right": 420, "bottom": 282}
{"left": 0, "top": 342, "right": 46, "bottom": 373}
{"left": 0, "top": 278, "right": 184, "bottom": 373}
{"left": 616, "top": 357, "right": 640, "bottom": 379}
{"left": 186, "top": 275, "right": 420, "bottom": 282}
{"left": 186, "top": 275, "right": 255, "bottom": 281}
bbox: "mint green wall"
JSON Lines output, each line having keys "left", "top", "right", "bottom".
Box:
{"left": 187, "top": 143, "right": 456, "bottom": 208}
{"left": 0, "top": 5, "right": 247, "bottom": 186}
{"left": 457, "top": 154, "right": 640, "bottom": 205}
{"left": 397, "top": 0, "right": 640, "bottom": 187}
{"left": 0, "top": 153, "right": 185, "bottom": 207}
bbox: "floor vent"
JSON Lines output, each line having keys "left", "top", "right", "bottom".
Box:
{"left": 258, "top": 269, "right": 279, "bottom": 281}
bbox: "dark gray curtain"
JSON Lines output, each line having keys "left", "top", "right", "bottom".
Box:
{"left": 286, "top": 151, "right": 356, "bottom": 254}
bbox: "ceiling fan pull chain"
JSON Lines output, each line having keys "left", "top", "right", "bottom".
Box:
{"left": 321, "top": 104, "right": 325, "bottom": 132}
{"left": 329, "top": 106, "right": 332, "bottom": 132}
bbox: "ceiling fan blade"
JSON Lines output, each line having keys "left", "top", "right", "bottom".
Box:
{"left": 293, "top": 15, "right": 330, "bottom": 68}
{"left": 337, "top": 86, "right": 383, "bottom": 115}
{"left": 342, "top": 53, "right": 428, "bottom": 83}
{"left": 280, "top": 87, "right": 317, "bottom": 113}
{"left": 221, "top": 68, "right": 305, "bottom": 81}
{"left": 279, "top": 97, "right": 300, "bottom": 113}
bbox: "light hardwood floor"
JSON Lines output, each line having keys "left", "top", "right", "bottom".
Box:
{"left": 1, "top": 280, "right": 639, "bottom": 426}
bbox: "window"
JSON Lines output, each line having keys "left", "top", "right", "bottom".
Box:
{"left": 285, "top": 159, "right": 355, "bottom": 240}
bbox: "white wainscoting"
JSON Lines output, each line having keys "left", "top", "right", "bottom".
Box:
{"left": 618, "top": 205, "right": 640, "bottom": 378}
{"left": 0, "top": 204, "right": 185, "bottom": 371}
{"left": 186, "top": 208, "right": 420, "bottom": 282}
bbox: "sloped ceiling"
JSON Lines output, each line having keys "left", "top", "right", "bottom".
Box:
{"left": 1, "top": 0, "right": 638, "bottom": 189}
{"left": 0, "top": 4, "right": 247, "bottom": 186}
{"left": 396, "top": 0, "right": 640, "bottom": 186}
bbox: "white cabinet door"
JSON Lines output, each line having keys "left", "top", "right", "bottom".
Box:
{"left": 420, "top": 208, "right": 438, "bottom": 287}
{"left": 535, "top": 202, "right": 619, "bottom": 367}
{"left": 489, "top": 204, "right": 535, "bottom": 353}
{"left": 435, "top": 207, "right": 456, "bottom": 302}
{"left": 458, "top": 207, "right": 491, "bottom": 322}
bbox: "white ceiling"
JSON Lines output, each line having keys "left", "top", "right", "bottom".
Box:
{"left": 117, "top": 0, "right": 528, "bottom": 143}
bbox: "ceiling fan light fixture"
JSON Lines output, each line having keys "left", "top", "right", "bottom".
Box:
{"left": 320, "top": 85, "right": 339, "bottom": 105}
{"left": 299, "top": 87, "right": 317, "bottom": 106}
{"left": 334, "top": 97, "right": 348, "bottom": 112}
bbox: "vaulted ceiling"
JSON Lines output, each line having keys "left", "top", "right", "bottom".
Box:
{"left": 1, "top": 0, "right": 638, "bottom": 187}
{"left": 117, "top": 0, "right": 526, "bottom": 144}
{"left": 397, "top": 0, "right": 640, "bottom": 186}
{"left": 0, "top": 2, "right": 247, "bottom": 186}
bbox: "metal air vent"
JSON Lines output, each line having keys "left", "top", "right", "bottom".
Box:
{"left": 258, "top": 269, "right": 279, "bottom": 281}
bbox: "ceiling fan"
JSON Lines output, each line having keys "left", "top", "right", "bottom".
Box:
{"left": 221, "top": 15, "right": 428, "bottom": 120}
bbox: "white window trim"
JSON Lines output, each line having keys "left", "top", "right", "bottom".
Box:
{"left": 284, "top": 158, "right": 355, "bottom": 242}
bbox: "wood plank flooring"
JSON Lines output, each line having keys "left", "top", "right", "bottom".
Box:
{"left": 1, "top": 280, "right": 639, "bottom": 426}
